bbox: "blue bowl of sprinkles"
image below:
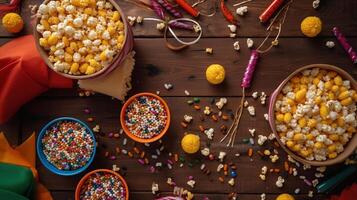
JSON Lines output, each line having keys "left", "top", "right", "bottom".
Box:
{"left": 37, "top": 117, "right": 96, "bottom": 176}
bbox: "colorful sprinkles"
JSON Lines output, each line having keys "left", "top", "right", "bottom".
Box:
{"left": 80, "top": 172, "right": 127, "bottom": 200}
{"left": 41, "top": 120, "right": 94, "bottom": 170}
{"left": 124, "top": 95, "right": 168, "bottom": 139}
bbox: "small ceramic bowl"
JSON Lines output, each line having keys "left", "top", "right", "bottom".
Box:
{"left": 37, "top": 117, "right": 96, "bottom": 176}
{"left": 120, "top": 92, "right": 171, "bottom": 143}
{"left": 75, "top": 169, "right": 129, "bottom": 200}
{"left": 269, "top": 64, "right": 357, "bottom": 166}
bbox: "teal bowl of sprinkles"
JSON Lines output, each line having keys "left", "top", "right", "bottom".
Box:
{"left": 120, "top": 92, "right": 171, "bottom": 143}
{"left": 37, "top": 117, "right": 96, "bottom": 176}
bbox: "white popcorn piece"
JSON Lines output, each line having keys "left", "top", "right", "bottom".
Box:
{"left": 312, "top": 0, "right": 320, "bottom": 9}
{"left": 201, "top": 147, "right": 210, "bottom": 156}
{"left": 92, "top": 125, "right": 100, "bottom": 133}
{"left": 112, "top": 164, "right": 120, "bottom": 172}
{"left": 261, "top": 166, "right": 268, "bottom": 174}
{"left": 127, "top": 16, "right": 137, "bottom": 26}
{"left": 218, "top": 151, "right": 226, "bottom": 162}
{"left": 228, "top": 178, "right": 235, "bottom": 186}
{"left": 247, "top": 38, "right": 254, "bottom": 48}
{"left": 183, "top": 115, "right": 193, "bottom": 123}
{"left": 151, "top": 182, "right": 159, "bottom": 194}
{"left": 326, "top": 41, "right": 335, "bottom": 48}
{"left": 247, "top": 106, "right": 255, "bottom": 116}
{"left": 38, "top": 4, "right": 49, "bottom": 14}
{"left": 36, "top": 24, "right": 45, "bottom": 33}
{"left": 260, "top": 92, "right": 267, "bottom": 104}
{"left": 236, "top": 6, "right": 248, "bottom": 16}
{"left": 308, "top": 191, "right": 314, "bottom": 198}
{"left": 164, "top": 83, "right": 173, "bottom": 90}
{"left": 216, "top": 98, "right": 228, "bottom": 109}
{"left": 252, "top": 91, "right": 258, "bottom": 99}
{"left": 217, "top": 163, "right": 224, "bottom": 172}
{"left": 244, "top": 100, "right": 249, "bottom": 107}
{"left": 276, "top": 176, "right": 285, "bottom": 188}
{"left": 260, "top": 193, "right": 266, "bottom": 200}
{"left": 204, "top": 128, "right": 214, "bottom": 140}
{"left": 73, "top": 17, "right": 83, "bottom": 27}
{"left": 233, "top": 41, "right": 240, "bottom": 51}
{"left": 73, "top": 53, "right": 81, "bottom": 62}
{"left": 270, "top": 154, "right": 279, "bottom": 163}
{"left": 187, "top": 180, "right": 195, "bottom": 188}
{"left": 184, "top": 90, "right": 190, "bottom": 96}
{"left": 205, "top": 48, "right": 213, "bottom": 54}
{"left": 257, "top": 135, "right": 268, "bottom": 146}
{"left": 248, "top": 128, "right": 255, "bottom": 137}
{"left": 156, "top": 22, "right": 165, "bottom": 31}
{"left": 203, "top": 106, "right": 211, "bottom": 115}
{"left": 136, "top": 16, "right": 143, "bottom": 24}
{"left": 259, "top": 174, "right": 266, "bottom": 181}
{"left": 264, "top": 113, "right": 269, "bottom": 121}
{"left": 227, "top": 24, "right": 237, "bottom": 33}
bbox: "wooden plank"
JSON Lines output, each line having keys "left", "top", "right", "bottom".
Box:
{"left": 13, "top": 0, "right": 357, "bottom": 38}
{"left": 22, "top": 97, "right": 341, "bottom": 194}
{"left": 0, "top": 113, "right": 21, "bottom": 145}
{"left": 50, "top": 191, "right": 328, "bottom": 200}
{"left": 22, "top": 37, "right": 357, "bottom": 98}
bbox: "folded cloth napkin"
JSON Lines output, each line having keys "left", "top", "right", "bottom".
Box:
{"left": 0, "top": 132, "right": 53, "bottom": 200}
{"left": 78, "top": 51, "right": 135, "bottom": 101}
{"left": 329, "top": 184, "right": 357, "bottom": 200}
{"left": 0, "top": 35, "right": 72, "bottom": 124}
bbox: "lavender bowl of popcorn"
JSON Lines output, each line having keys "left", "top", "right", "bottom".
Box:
{"left": 268, "top": 64, "right": 357, "bottom": 166}
{"left": 34, "top": 0, "right": 133, "bottom": 79}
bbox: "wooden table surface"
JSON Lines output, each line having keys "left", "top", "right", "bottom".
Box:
{"left": 1, "top": 0, "right": 357, "bottom": 199}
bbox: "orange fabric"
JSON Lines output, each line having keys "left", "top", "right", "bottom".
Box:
{"left": 0, "top": 35, "right": 73, "bottom": 124}
{"left": 0, "top": 132, "right": 53, "bottom": 200}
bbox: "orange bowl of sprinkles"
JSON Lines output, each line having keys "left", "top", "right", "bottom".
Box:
{"left": 120, "top": 92, "right": 171, "bottom": 143}
{"left": 269, "top": 64, "right": 357, "bottom": 166}
{"left": 75, "top": 169, "right": 129, "bottom": 200}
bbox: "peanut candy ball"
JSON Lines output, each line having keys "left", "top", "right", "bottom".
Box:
{"left": 275, "top": 68, "right": 356, "bottom": 161}
{"left": 37, "top": 0, "right": 125, "bottom": 75}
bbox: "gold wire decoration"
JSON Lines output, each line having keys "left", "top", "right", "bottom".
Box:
{"left": 220, "top": 0, "right": 293, "bottom": 147}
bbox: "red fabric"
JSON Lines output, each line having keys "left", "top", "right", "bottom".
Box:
{"left": 329, "top": 184, "right": 357, "bottom": 200}
{"left": 0, "top": 0, "right": 21, "bottom": 16}
{"left": 0, "top": 35, "right": 73, "bottom": 124}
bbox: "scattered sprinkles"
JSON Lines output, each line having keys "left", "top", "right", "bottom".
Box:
{"left": 124, "top": 95, "right": 168, "bottom": 139}
{"left": 79, "top": 172, "right": 126, "bottom": 200}
{"left": 41, "top": 120, "right": 94, "bottom": 170}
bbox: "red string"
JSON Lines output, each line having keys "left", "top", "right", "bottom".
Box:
{"left": 0, "top": 0, "right": 22, "bottom": 16}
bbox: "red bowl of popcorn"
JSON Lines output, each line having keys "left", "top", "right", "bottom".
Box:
{"left": 269, "top": 64, "right": 357, "bottom": 166}
{"left": 34, "top": 0, "right": 133, "bottom": 80}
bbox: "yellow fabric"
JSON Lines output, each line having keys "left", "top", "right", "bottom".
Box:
{"left": 78, "top": 52, "right": 135, "bottom": 101}
{"left": 0, "top": 132, "right": 53, "bottom": 200}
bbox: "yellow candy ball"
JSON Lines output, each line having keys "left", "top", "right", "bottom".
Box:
{"left": 2, "top": 12, "right": 24, "bottom": 33}
{"left": 276, "top": 193, "right": 295, "bottom": 200}
{"left": 206, "top": 64, "right": 225, "bottom": 85}
{"left": 181, "top": 134, "right": 200, "bottom": 154}
{"left": 300, "top": 16, "right": 322, "bottom": 37}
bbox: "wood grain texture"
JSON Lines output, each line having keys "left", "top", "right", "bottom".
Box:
{"left": 50, "top": 191, "right": 327, "bottom": 200}
{"left": 1, "top": 0, "right": 356, "bottom": 38}
{"left": 19, "top": 96, "right": 355, "bottom": 197}
{"left": 1, "top": 0, "right": 357, "bottom": 199}
{"left": 1, "top": 37, "right": 355, "bottom": 97}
